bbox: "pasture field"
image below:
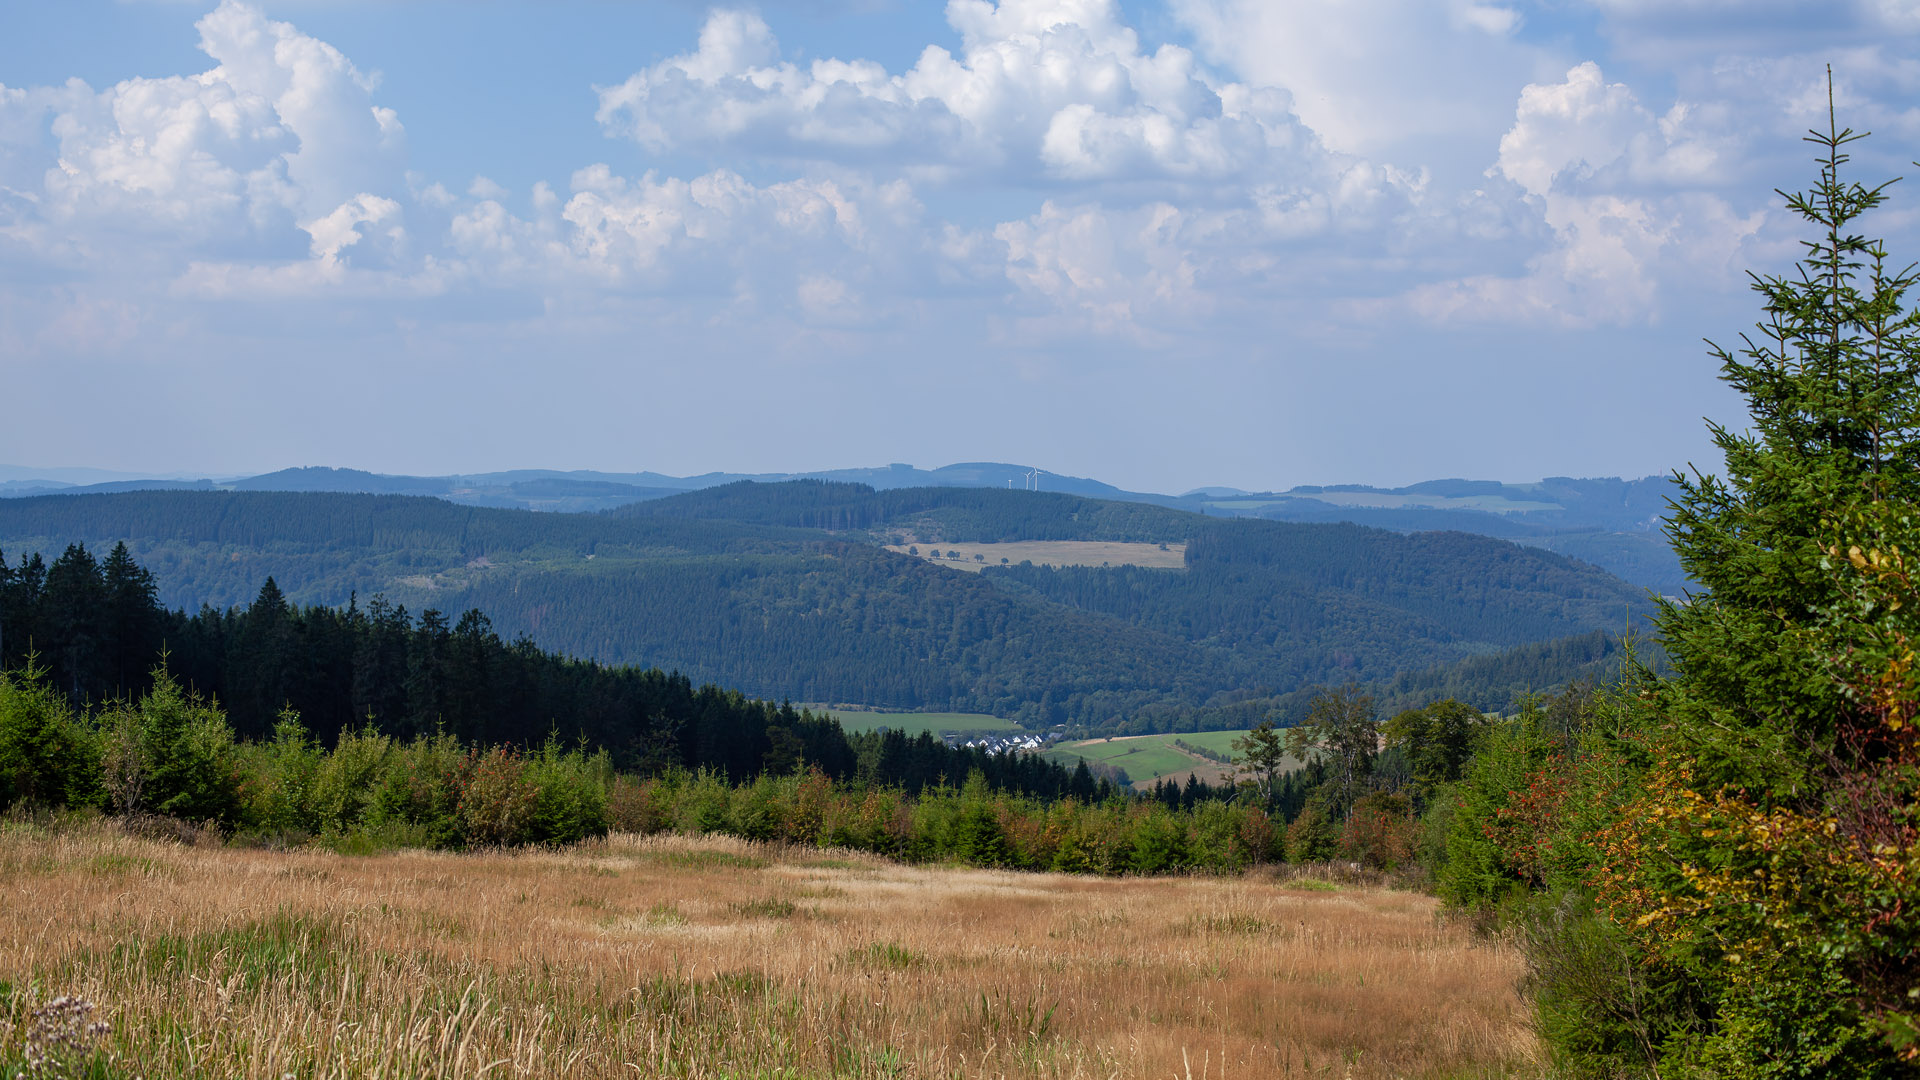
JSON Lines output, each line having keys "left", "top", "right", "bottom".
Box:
{"left": 0, "top": 821, "right": 1536, "bottom": 1079}
{"left": 885, "top": 540, "right": 1187, "bottom": 572}
{"left": 1168, "top": 730, "right": 1249, "bottom": 758}
{"left": 815, "top": 708, "right": 1022, "bottom": 735}
{"left": 1045, "top": 730, "right": 1296, "bottom": 789}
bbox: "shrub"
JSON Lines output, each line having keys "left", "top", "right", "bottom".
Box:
{"left": 235, "top": 712, "right": 325, "bottom": 837}
{"left": 308, "top": 726, "right": 394, "bottom": 835}
{"left": 1340, "top": 791, "right": 1416, "bottom": 870}
{"left": 676, "top": 769, "right": 733, "bottom": 835}
{"left": 1235, "top": 805, "right": 1282, "bottom": 867}
{"left": 951, "top": 800, "right": 1008, "bottom": 867}
{"left": 1285, "top": 799, "right": 1338, "bottom": 863}
{"left": 608, "top": 775, "right": 676, "bottom": 834}
{"left": 367, "top": 731, "right": 467, "bottom": 847}
{"left": 727, "top": 774, "right": 782, "bottom": 841}
{"left": 1128, "top": 805, "right": 1188, "bottom": 874}
{"left": 458, "top": 747, "right": 538, "bottom": 847}
{"left": 780, "top": 769, "right": 833, "bottom": 845}
{"left": 107, "top": 671, "right": 242, "bottom": 827}
{"left": 0, "top": 668, "right": 100, "bottom": 812}
{"left": 523, "top": 738, "right": 610, "bottom": 845}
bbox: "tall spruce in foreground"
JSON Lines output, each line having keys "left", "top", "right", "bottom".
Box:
{"left": 1585, "top": 82, "right": 1920, "bottom": 1075}
{"left": 1662, "top": 88, "right": 1920, "bottom": 794}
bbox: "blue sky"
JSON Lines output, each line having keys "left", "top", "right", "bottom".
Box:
{"left": 2, "top": 0, "right": 1917, "bottom": 494}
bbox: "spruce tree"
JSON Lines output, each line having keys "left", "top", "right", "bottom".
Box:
{"left": 1660, "top": 85, "right": 1920, "bottom": 794}
{"left": 101, "top": 541, "right": 160, "bottom": 698}
{"left": 1588, "top": 81, "right": 1920, "bottom": 1075}
{"left": 41, "top": 544, "right": 107, "bottom": 704}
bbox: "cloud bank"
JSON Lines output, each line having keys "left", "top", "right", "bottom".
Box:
{"left": 1, "top": 0, "right": 1916, "bottom": 487}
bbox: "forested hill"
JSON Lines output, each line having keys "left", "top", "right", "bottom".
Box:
{"left": 0, "top": 487, "right": 1650, "bottom": 730}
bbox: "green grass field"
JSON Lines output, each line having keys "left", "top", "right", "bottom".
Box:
{"left": 1043, "top": 730, "right": 1254, "bottom": 786}
{"left": 813, "top": 708, "right": 1023, "bottom": 735}
{"left": 1167, "top": 730, "right": 1247, "bottom": 757}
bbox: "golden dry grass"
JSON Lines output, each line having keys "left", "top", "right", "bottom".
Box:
{"left": 0, "top": 821, "right": 1536, "bottom": 1079}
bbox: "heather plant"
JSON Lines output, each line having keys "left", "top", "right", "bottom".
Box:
{"left": 9, "top": 995, "right": 113, "bottom": 1079}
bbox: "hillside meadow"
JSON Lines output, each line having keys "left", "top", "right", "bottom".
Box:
{"left": 882, "top": 540, "right": 1188, "bottom": 573}
{"left": 0, "top": 819, "right": 1535, "bottom": 1079}
{"left": 1044, "top": 732, "right": 1296, "bottom": 790}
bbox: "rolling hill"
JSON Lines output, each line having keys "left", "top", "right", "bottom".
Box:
{"left": 0, "top": 484, "right": 1654, "bottom": 731}
{"left": 0, "top": 463, "right": 1687, "bottom": 593}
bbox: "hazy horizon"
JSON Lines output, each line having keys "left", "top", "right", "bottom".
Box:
{"left": 0, "top": 459, "right": 1680, "bottom": 497}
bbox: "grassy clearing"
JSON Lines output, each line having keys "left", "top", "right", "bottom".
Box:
{"left": 885, "top": 540, "right": 1187, "bottom": 573}
{"left": 1167, "top": 730, "right": 1248, "bottom": 757}
{"left": 1045, "top": 731, "right": 1302, "bottom": 790}
{"left": 0, "top": 820, "right": 1536, "bottom": 1079}
{"left": 1046, "top": 739, "right": 1200, "bottom": 781}
{"left": 818, "top": 708, "right": 1022, "bottom": 735}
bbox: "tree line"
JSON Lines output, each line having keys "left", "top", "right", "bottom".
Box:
{"left": 0, "top": 550, "right": 1099, "bottom": 801}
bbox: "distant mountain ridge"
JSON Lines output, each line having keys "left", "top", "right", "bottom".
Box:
{"left": 0, "top": 463, "right": 1687, "bottom": 593}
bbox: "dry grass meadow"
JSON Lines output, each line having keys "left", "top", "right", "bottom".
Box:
{"left": 0, "top": 820, "right": 1537, "bottom": 1079}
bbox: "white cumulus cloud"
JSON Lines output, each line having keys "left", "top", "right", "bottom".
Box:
{"left": 1402, "top": 64, "right": 1763, "bottom": 327}
{"left": 595, "top": 0, "right": 1323, "bottom": 184}
{"left": 5, "top": 0, "right": 405, "bottom": 271}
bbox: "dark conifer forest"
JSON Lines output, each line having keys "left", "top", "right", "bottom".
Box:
{"left": 0, "top": 541, "right": 1093, "bottom": 800}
